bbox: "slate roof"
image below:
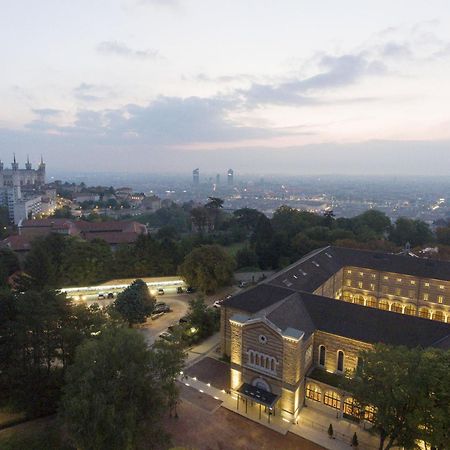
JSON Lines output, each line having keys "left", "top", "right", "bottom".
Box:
{"left": 223, "top": 284, "right": 293, "bottom": 314}
{"left": 266, "top": 246, "right": 450, "bottom": 291}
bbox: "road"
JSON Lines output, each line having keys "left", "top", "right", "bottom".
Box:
{"left": 137, "top": 294, "right": 191, "bottom": 345}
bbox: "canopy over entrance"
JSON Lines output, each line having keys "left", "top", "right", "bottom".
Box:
{"left": 237, "top": 383, "right": 278, "bottom": 409}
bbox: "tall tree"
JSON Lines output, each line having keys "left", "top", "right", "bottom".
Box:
{"left": 179, "top": 245, "right": 235, "bottom": 293}
{"left": 113, "top": 279, "right": 155, "bottom": 327}
{"left": 344, "top": 344, "right": 449, "bottom": 450}
{"left": 61, "top": 327, "right": 173, "bottom": 450}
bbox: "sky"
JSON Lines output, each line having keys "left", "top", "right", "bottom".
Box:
{"left": 1, "top": 0, "right": 450, "bottom": 175}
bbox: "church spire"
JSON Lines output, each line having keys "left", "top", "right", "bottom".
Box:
{"left": 25, "top": 154, "right": 32, "bottom": 170}
{"left": 12, "top": 154, "right": 18, "bottom": 170}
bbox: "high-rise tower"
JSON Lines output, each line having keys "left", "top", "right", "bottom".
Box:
{"left": 193, "top": 168, "right": 199, "bottom": 186}
{"left": 227, "top": 168, "right": 234, "bottom": 186}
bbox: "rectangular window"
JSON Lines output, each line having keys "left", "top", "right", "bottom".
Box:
{"left": 370, "top": 283, "right": 375, "bottom": 291}
{"left": 324, "top": 392, "right": 341, "bottom": 410}
{"left": 397, "top": 278, "right": 402, "bottom": 282}
{"left": 372, "top": 274, "right": 376, "bottom": 279}
{"left": 438, "top": 295, "right": 444, "bottom": 304}
{"left": 410, "top": 280, "right": 416, "bottom": 285}
{"left": 358, "top": 281, "right": 363, "bottom": 289}
{"left": 347, "top": 270, "right": 352, "bottom": 274}
{"left": 439, "top": 285, "right": 444, "bottom": 290}
{"left": 424, "top": 293, "right": 429, "bottom": 301}
{"left": 359, "top": 272, "right": 364, "bottom": 277}
{"left": 346, "top": 280, "right": 352, "bottom": 287}
{"left": 395, "top": 288, "right": 401, "bottom": 296}
{"left": 383, "top": 276, "right": 388, "bottom": 281}
{"left": 408, "top": 290, "right": 415, "bottom": 299}
{"left": 425, "top": 282, "right": 430, "bottom": 287}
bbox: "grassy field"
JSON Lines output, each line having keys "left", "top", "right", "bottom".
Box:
{"left": 0, "top": 417, "right": 73, "bottom": 450}
{"left": 222, "top": 241, "right": 247, "bottom": 257}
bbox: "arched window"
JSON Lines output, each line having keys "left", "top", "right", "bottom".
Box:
{"left": 319, "top": 345, "right": 326, "bottom": 367}
{"left": 337, "top": 350, "right": 344, "bottom": 372}
{"left": 306, "top": 384, "right": 321, "bottom": 402}
{"left": 364, "top": 405, "right": 376, "bottom": 423}
{"left": 433, "top": 310, "right": 445, "bottom": 322}
{"left": 343, "top": 397, "right": 360, "bottom": 418}
{"left": 419, "top": 308, "right": 430, "bottom": 319}
{"left": 343, "top": 292, "right": 352, "bottom": 302}
{"left": 255, "top": 354, "right": 260, "bottom": 365}
{"left": 324, "top": 391, "right": 341, "bottom": 409}
{"left": 404, "top": 304, "right": 416, "bottom": 316}
{"left": 378, "top": 299, "right": 389, "bottom": 311}
{"left": 354, "top": 295, "right": 365, "bottom": 306}
{"left": 390, "top": 303, "right": 403, "bottom": 314}
{"left": 249, "top": 351, "right": 254, "bottom": 365}
{"left": 366, "top": 297, "right": 377, "bottom": 308}
{"left": 270, "top": 359, "right": 274, "bottom": 371}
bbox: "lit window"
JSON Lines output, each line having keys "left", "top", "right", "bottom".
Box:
{"left": 425, "top": 282, "right": 430, "bottom": 287}
{"left": 395, "top": 288, "right": 401, "bottom": 296}
{"left": 423, "top": 293, "right": 429, "bottom": 301}
{"left": 419, "top": 308, "right": 430, "bottom": 319}
{"left": 319, "top": 345, "right": 326, "bottom": 367}
{"left": 364, "top": 405, "right": 376, "bottom": 423}
{"left": 391, "top": 303, "right": 403, "bottom": 313}
{"left": 439, "top": 285, "right": 444, "bottom": 290}
{"left": 404, "top": 305, "right": 416, "bottom": 316}
{"left": 378, "top": 300, "right": 389, "bottom": 310}
{"left": 359, "top": 272, "right": 363, "bottom": 277}
{"left": 397, "top": 278, "right": 402, "bottom": 282}
{"left": 337, "top": 351, "right": 344, "bottom": 372}
{"left": 366, "top": 297, "right": 377, "bottom": 308}
{"left": 371, "top": 274, "right": 376, "bottom": 279}
{"left": 343, "top": 397, "right": 360, "bottom": 419}
{"left": 358, "top": 281, "right": 363, "bottom": 289}
{"left": 346, "top": 280, "right": 352, "bottom": 287}
{"left": 306, "top": 384, "right": 321, "bottom": 402}
{"left": 438, "top": 295, "right": 444, "bottom": 304}
{"left": 324, "top": 391, "right": 341, "bottom": 410}
{"left": 433, "top": 310, "right": 445, "bottom": 322}
{"left": 410, "top": 280, "right": 416, "bottom": 285}
{"left": 383, "top": 276, "right": 388, "bottom": 281}
{"left": 347, "top": 270, "right": 352, "bottom": 274}
{"left": 370, "top": 283, "right": 375, "bottom": 290}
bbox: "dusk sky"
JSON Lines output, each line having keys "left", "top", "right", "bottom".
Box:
{"left": 1, "top": 0, "right": 450, "bottom": 175}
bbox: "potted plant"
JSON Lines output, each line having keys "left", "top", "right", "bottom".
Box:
{"left": 328, "top": 423, "right": 334, "bottom": 439}
{"left": 351, "top": 432, "right": 359, "bottom": 448}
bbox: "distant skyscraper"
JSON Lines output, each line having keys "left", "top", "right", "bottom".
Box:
{"left": 227, "top": 168, "right": 234, "bottom": 186}
{"left": 216, "top": 173, "right": 220, "bottom": 185}
{"left": 193, "top": 168, "right": 199, "bottom": 186}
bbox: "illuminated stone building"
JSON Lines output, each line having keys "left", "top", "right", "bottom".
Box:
{"left": 221, "top": 246, "right": 450, "bottom": 422}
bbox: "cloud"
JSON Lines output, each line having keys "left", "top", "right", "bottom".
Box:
{"left": 240, "top": 53, "right": 386, "bottom": 107}
{"left": 32, "top": 108, "right": 62, "bottom": 117}
{"left": 97, "top": 40, "right": 162, "bottom": 60}
{"left": 73, "top": 83, "right": 116, "bottom": 102}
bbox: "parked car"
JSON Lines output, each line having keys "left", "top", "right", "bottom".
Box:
{"left": 213, "top": 300, "right": 223, "bottom": 308}
{"left": 186, "top": 286, "right": 195, "bottom": 294}
{"left": 238, "top": 281, "right": 248, "bottom": 288}
{"left": 154, "top": 302, "right": 171, "bottom": 313}
{"left": 179, "top": 316, "right": 189, "bottom": 324}
{"left": 97, "top": 293, "right": 106, "bottom": 300}
{"left": 157, "top": 288, "right": 165, "bottom": 295}
{"left": 107, "top": 292, "right": 115, "bottom": 299}
{"left": 158, "top": 331, "right": 172, "bottom": 341}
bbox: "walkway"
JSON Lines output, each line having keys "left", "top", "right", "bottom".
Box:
{"left": 179, "top": 373, "right": 387, "bottom": 450}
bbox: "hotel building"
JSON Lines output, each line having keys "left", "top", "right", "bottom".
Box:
{"left": 220, "top": 246, "right": 450, "bottom": 423}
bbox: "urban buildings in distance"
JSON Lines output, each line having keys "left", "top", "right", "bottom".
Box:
{"left": 0, "top": 156, "right": 56, "bottom": 224}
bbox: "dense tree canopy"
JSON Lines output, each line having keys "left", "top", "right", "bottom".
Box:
{"left": 344, "top": 344, "right": 450, "bottom": 450}
{"left": 113, "top": 279, "right": 155, "bottom": 327}
{"left": 61, "top": 327, "right": 184, "bottom": 450}
{"left": 179, "top": 244, "right": 235, "bottom": 293}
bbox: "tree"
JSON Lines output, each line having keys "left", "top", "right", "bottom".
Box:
{"left": 389, "top": 217, "right": 433, "bottom": 247}
{"left": 179, "top": 245, "right": 235, "bottom": 293}
{"left": 0, "top": 289, "right": 107, "bottom": 417}
{"left": 233, "top": 208, "right": 265, "bottom": 233}
{"left": 185, "top": 297, "right": 220, "bottom": 340}
{"left": 235, "top": 246, "right": 259, "bottom": 269}
{"left": 113, "top": 279, "right": 155, "bottom": 327}
{"left": 61, "top": 327, "right": 172, "bottom": 450}
{"left": 344, "top": 344, "right": 450, "bottom": 450}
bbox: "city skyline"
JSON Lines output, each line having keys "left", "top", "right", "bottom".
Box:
{"left": 1, "top": 1, "right": 450, "bottom": 174}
